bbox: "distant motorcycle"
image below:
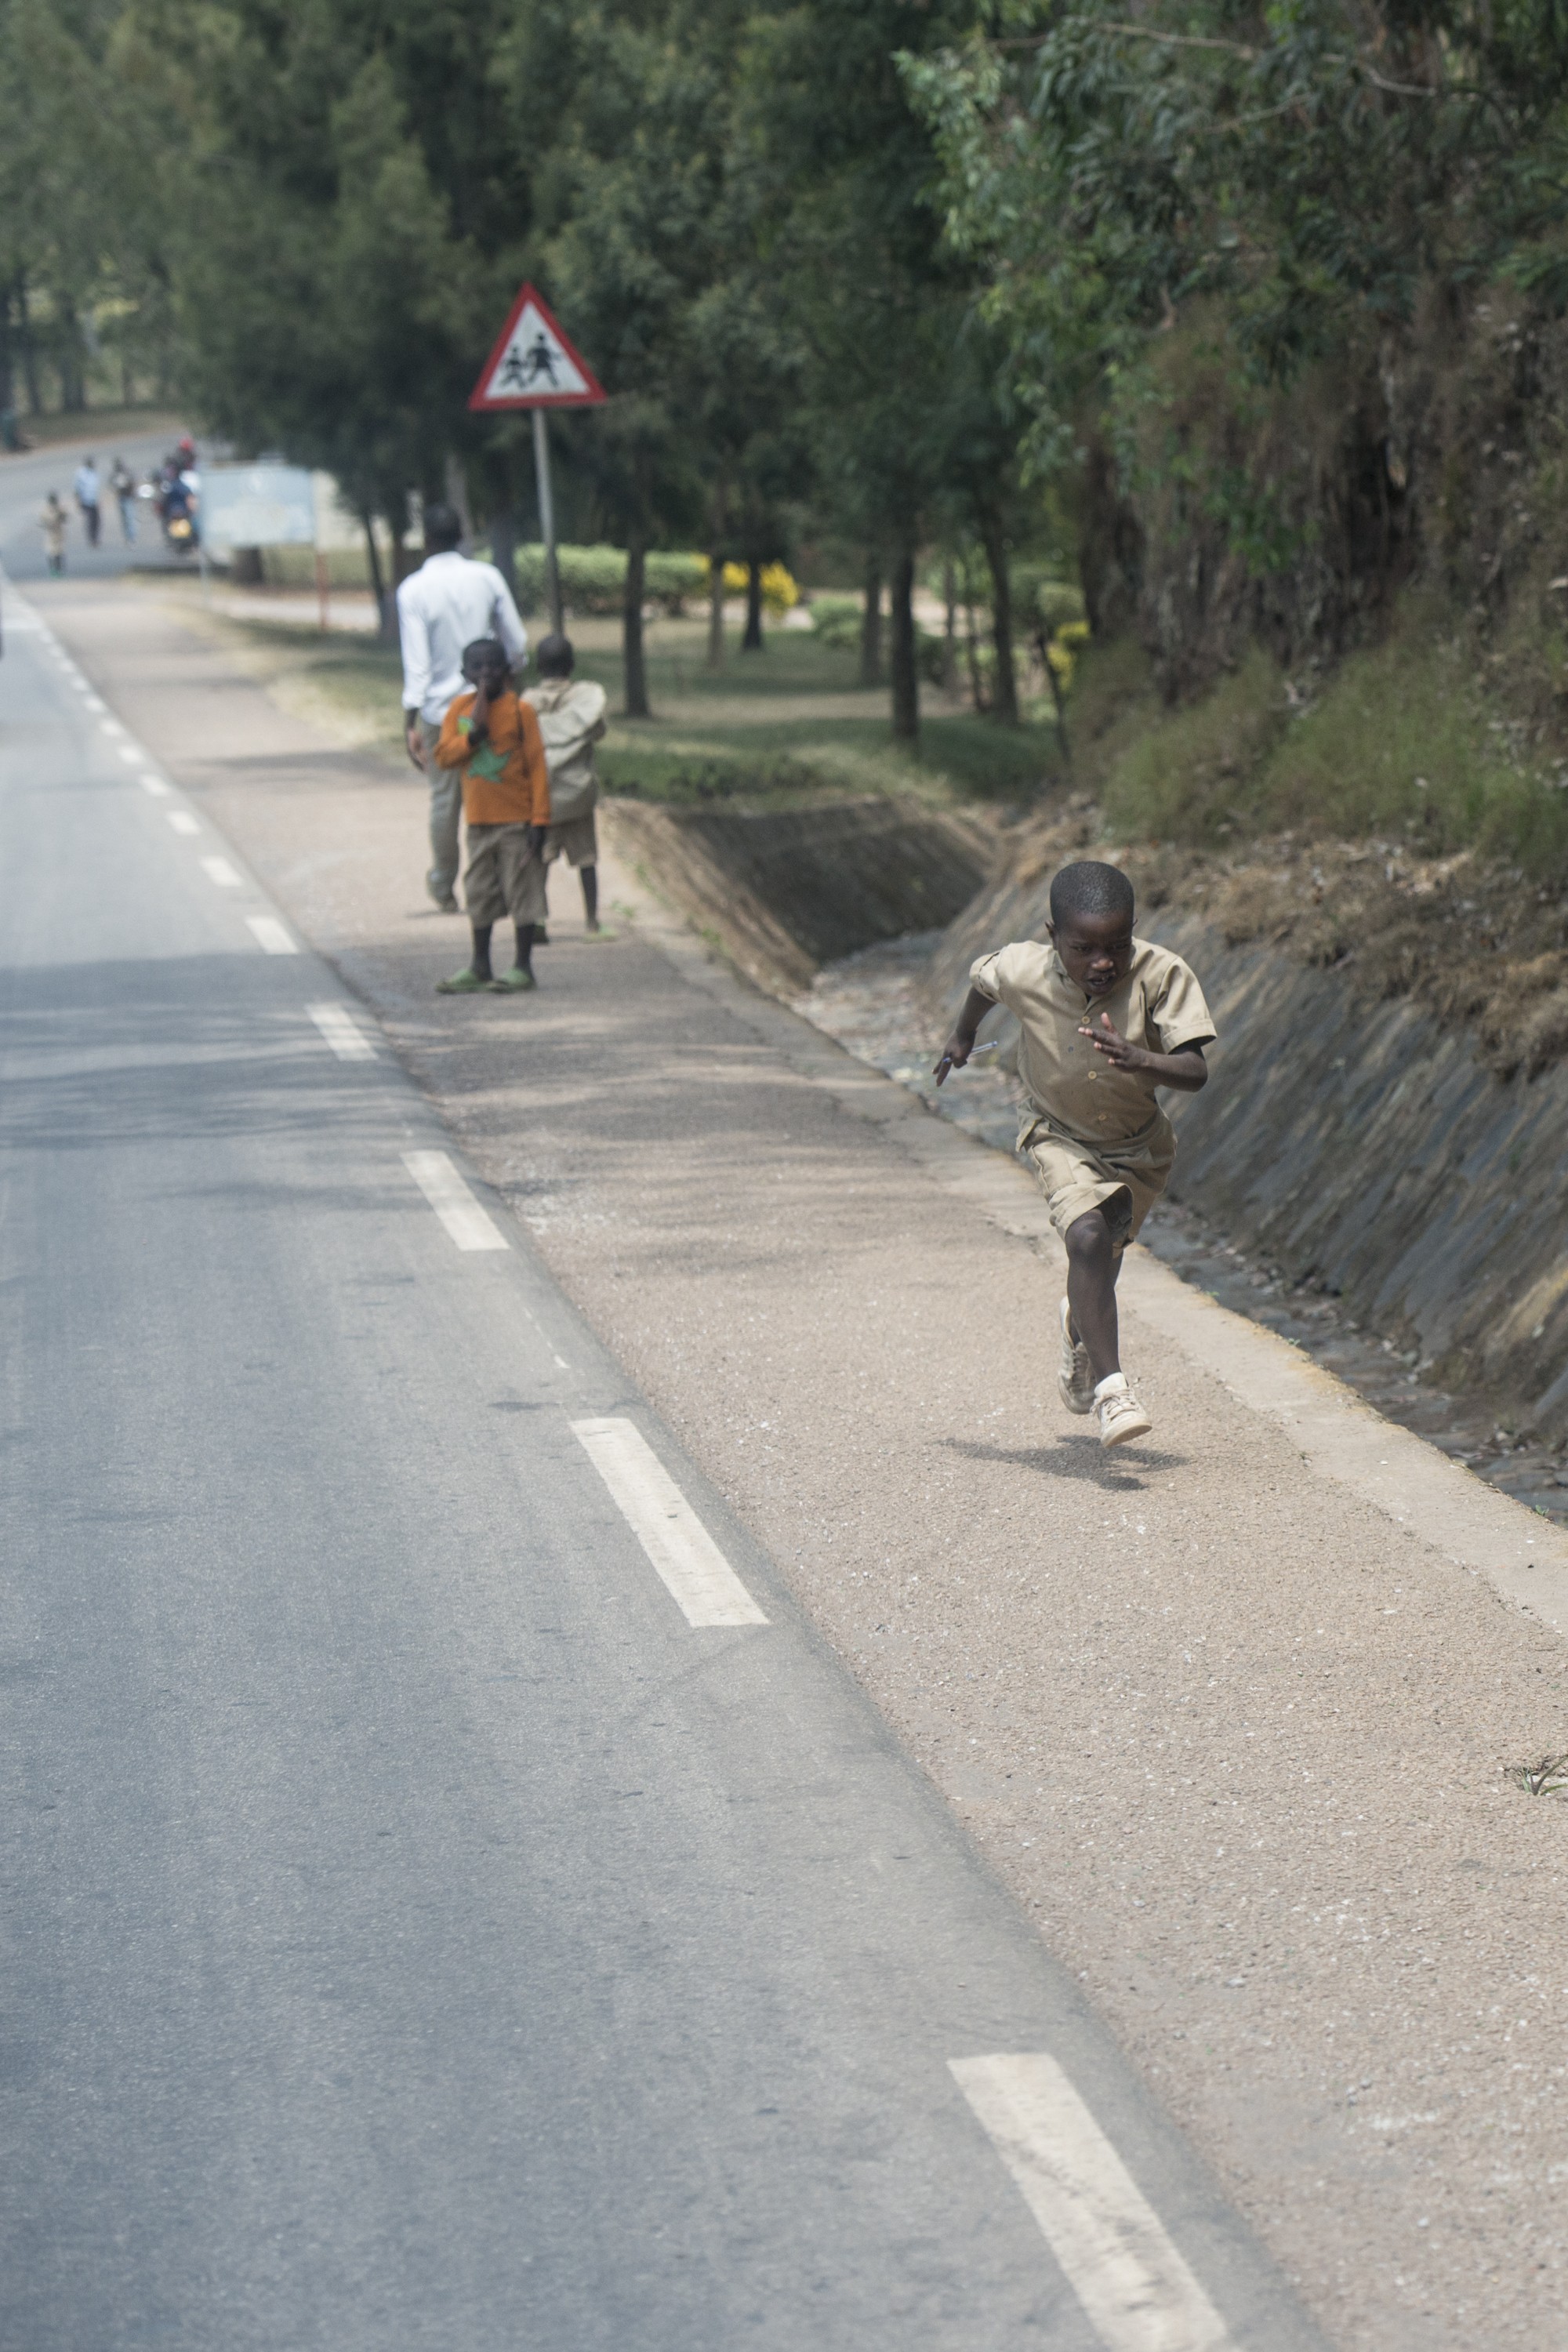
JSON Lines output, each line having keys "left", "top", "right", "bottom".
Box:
{"left": 158, "top": 474, "right": 199, "bottom": 558}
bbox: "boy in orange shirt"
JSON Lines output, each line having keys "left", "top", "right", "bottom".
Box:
{"left": 433, "top": 637, "right": 552, "bottom": 993}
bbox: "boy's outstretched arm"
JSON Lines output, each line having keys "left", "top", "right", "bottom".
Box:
{"left": 934, "top": 987, "right": 994, "bottom": 1086}
{"left": 1082, "top": 1011, "right": 1211, "bottom": 1092}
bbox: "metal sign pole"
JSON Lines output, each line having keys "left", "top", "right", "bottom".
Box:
{"left": 532, "top": 408, "right": 563, "bottom": 637}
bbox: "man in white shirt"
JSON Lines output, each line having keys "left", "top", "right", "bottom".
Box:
{"left": 397, "top": 503, "right": 528, "bottom": 911}
{"left": 73, "top": 458, "right": 102, "bottom": 550}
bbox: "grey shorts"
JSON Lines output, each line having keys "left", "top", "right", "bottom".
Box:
{"left": 464, "top": 824, "right": 547, "bottom": 927}
{"left": 544, "top": 811, "right": 598, "bottom": 869}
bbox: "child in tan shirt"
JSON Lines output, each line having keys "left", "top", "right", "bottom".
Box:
{"left": 937, "top": 859, "right": 1216, "bottom": 1449}
{"left": 433, "top": 638, "right": 551, "bottom": 994}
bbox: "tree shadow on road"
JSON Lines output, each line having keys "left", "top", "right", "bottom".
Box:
{"left": 941, "top": 1436, "right": 1189, "bottom": 1488}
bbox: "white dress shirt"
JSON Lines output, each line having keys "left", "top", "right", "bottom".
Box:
{"left": 397, "top": 550, "right": 528, "bottom": 724}
{"left": 74, "top": 463, "right": 100, "bottom": 506}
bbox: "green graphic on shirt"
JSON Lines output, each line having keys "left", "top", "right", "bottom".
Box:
{"left": 468, "top": 745, "right": 507, "bottom": 782}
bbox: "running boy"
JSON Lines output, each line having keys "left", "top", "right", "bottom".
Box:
{"left": 935, "top": 859, "right": 1215, "bottom": 1449}
{"left": 432, "top": 638, "right": 552, "bottom": 994}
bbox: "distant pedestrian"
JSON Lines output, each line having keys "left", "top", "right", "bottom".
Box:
{"left": 397, "top": 503, "right": 527, "bottom": 913}
{"left": 74, "top": 456, "right": 102, "bottom": 549}
{"left": 526, "top": 633, "right": 610, "bottom": 937}
{"left": 935, "top": 860, "right": 1216, "bottom": 1451}
{"left": 432, "top": 637, "right": 552, "bottom": 995}
{"left": 110, "top": 458, "right": 137, "bottom": 543}
{"left": 40, "top": 492, "right": 67, "bottom": 575}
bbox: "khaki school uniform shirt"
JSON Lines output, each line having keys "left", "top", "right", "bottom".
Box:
{"left": 967, "top": 937, "right": 1215, "bottom": 1152}
{"left": 524, "top": 677, "right": 608, "bottom": 824}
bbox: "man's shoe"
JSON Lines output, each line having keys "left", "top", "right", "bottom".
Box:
{"left": 1094, "top": 1374, "right": 1152, "bottom": 1450}
{"left": 1058, "top": 1297, "right": 1094, "bottom": 1414}
{"left": 435, "top": 967, "right": 492, "bottom": 994}
{"left": 488, "top": 967, "right": 537, "bottom": 992}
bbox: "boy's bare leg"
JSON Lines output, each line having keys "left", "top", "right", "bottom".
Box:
{"left": 582, "top": 865, "right": 599, "bottom": 931}
{"left": 513, "top": 922, "right": 535, "bottom": 975}
{"left": 1064, "top": 1208, "right": 1123, "bottom": 1385}
{"left": 469, "top": 923, "right": 494, "bottom": 982}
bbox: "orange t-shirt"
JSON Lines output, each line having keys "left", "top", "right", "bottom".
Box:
{"left": 434, "top": 689, "right": 552, "bottom": 826}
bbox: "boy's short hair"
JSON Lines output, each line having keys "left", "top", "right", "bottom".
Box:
{"left": 535, "top": 632, "right": 575, "bottom": 677}
{"left": 423, "top": 502, "right": 462, "bottom": 551}
{"left": 461, "top": 636, "right": 509, "bottom": 679}
{"left": 1049, "top": 859, "right": 1135, "bottom": 931}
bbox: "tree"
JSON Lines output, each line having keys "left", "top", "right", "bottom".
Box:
{"left": 736, "top": 0, "right": 975, "bottom": 742}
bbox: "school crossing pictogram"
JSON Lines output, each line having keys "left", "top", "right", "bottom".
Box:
{"left": 468, "top": 287, "right": 607, "bottom": 411}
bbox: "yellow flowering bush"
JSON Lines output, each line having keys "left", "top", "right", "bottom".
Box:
{"left": 712, "top": 559, "right": 800, "bottom": 615}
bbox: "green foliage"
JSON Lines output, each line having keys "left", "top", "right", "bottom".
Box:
{"left": 504, "top": 543, "right": 708, "bottom": 617}
{"left": 1098, "top": 619, "right": 1568, "bottom": 879}
{"left": 806, "top": 596, "right": 865, "bottom": 651}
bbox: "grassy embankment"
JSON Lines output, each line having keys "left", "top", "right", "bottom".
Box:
{"left": 1073, "top": 596, "right": 1568, "bottom": 881}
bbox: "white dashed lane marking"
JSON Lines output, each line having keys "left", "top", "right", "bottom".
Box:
{"left": 308, "top": 1003, "right": 376, "bottom": 1062}
{"left": 949, "top": 2054, "right": 1235, "bottom": 2352}
{"left": 570, "top": 1417, "right": 768, "bottom": 1629}
{"left": 167, "top": 811, "right": 200, "bottom": 837}
{"left": 140, "top": 774, "right": 171, "bottom": 799}
{"left": 201, "top": 857, "right": 241, "bottom": 889}
{"left": 401, "top": 1151, "right": 507, "bottom": 1253}
{"left": 246, "top": 916, "right": 298, "bottom": 956}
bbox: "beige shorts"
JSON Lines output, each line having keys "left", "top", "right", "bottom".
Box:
{"left": 1020, "top": 1116, "right": 1174, "bottom": 1254}
{"left": 463, "top": 823, "right": 547, "bottom": 927}
{"left": 544, "top": 811, "right": 598, "bottom": 868}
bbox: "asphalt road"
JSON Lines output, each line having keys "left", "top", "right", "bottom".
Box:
{"left": 2, "top": 425, "right": 201, "bottom": 588}
{"left": 0, "top": 591, "right": 1327, "bottom": 2347}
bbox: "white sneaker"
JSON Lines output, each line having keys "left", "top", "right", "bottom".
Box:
{"left": 1058, "top": 1297, "right": 1094, "bottom": 1414}
{"left": 1095, "top": 1373, "right": 1152, "bottom": 1449}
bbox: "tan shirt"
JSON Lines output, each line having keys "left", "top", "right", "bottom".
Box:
{"left": 524, "top": 677, "right": 607, "bottom": 824}
{"left": 968, "top": 937, "right": 1215, "bottom": 1151}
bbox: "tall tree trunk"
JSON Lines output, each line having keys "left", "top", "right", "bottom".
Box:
{"left": 706, "top": 479, "right": 728, "bottom": 670}
{"left": 365, "top": 518, "right": 396, "bottom": 644}
{"left": 858, "top": 554, "right": 883, "bottom": 687}
{"left": 890, "top": 548, "right": 919, "bottom": 744}
{"left": 978, "top": 511, "right": 1018, "bottom": 724}
{"left": 623, "top": 532, "right": 651, "bottom": 717}
{"left": 706, "top": 553, "right": 726, "bottom": 668}
{"left": 0, "top": 283, "right": 13, "bottom": 425}
{"left": 742, "top": 557, "right": 764, "bottom": 652}
{"left": 941, "top": 560, "right": 958, "bottom": 696}
{"left": 488, "top": 506, "right": 519, "bottom": 602}
{"left": 18, "top": 273, "right": 41, "bottom": 416}
{"left": 964, "top": 593, "right": 985, "bottom": 713}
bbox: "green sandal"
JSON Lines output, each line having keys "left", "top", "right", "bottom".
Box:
{"left": 488, "top": 967, "right": 537, "bottom": 993}
{"left": 436, "top": 967, "right": 492, "bottom": 994}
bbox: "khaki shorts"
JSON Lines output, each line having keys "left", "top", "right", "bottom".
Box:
{"left": 463, "top": 823, "right": 547, "bottom": 927}
{"left": 1020, "top": 1116, "right": 1174, "bottom": 1254}
{"left": 544, "top": 811, "right": 598, "bottom": 869}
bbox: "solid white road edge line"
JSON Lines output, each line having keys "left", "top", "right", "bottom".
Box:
{"left": 949, "top": 2054, "right": 1235, "bottom": 2352}
{"left": 569, "top": 1417, "right": 768, "bottom": 1629}
{"left": 167, "top": 811, "right": 200, "bottom": 837}
{"left": 201, "top": 856, "right": 242, "bottom": 889}
{"left": 307, "top": 1003, "right": 376, "bottom": 1062}
{"left": 401, "top": 1150, "right": 508, "bottom": 1253}
{"left": 246, "top": 916, "right": 298, "bottom": 956}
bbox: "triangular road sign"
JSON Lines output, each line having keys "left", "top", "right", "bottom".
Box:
{"left": 469, "top": 285, "right": 607, "bottom": 411}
